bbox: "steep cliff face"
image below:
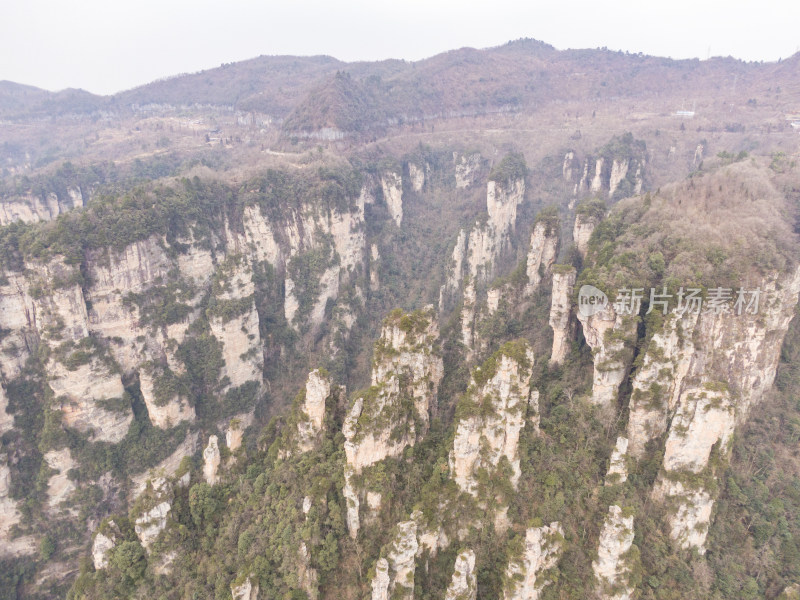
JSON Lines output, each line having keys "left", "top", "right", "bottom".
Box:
{"left": 573, "top": 211, "right": 599, "bottom": 258}
{"left": 548, "top": 267, "right": 576, "bottom": 364}
{"left": 445, "top": 549, "right": 477, "bottom": 600}
{"left": 0, "top": 188, "right": 84, "bottom": 227}
{"left": 503, "top": 523, "right": 565, "bottom": 600}
{"left": 525, "top": 220, "right": 559, "bottom": 296}
{"left": 133, "top": 477, "right": 175, "bottom": 551}
{"left": 371, "top": 520, "right": 418, "bottom": 600}
{"left": 627, "top": 268, "right": 800, "bottom": 552}
{"left": 296, "top": 369, "right": 332, "bottom": 452}
{"left": 381, "top": 171, "right": 404, "bottom": 227}
{"left": 343, "top": 307, "right": 443, "bottom": 536}
{"left": 576, "top": 304, "right": 636, "bottom": 409}
{"left": 408, "top": 162, "right": 426, "bottom": 193}
{"left": 626, "top": 311, "right": 698, "bottom": 457}
{"left": 441, "top": 161, "right": 526, "bottom": 311}
{"left": 454, "top": 152, "right": 483, "bottom": 189}
{"left": 450, "top": 341, "right": 535, "bottom": 498}
{"left": 592, "top": 505, "right": 636, "bottom": 600}
{"left": 565, "top": 135, "right": 646, "bottom": 200}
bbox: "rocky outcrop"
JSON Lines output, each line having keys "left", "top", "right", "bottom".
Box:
{"left": 608, "top": 159, "right": 629, "bottom": 198}
{"left": 203, "top": 435, "right": 220, "bottom": 485}
{"left": 548, "top": 267, "right": 576, "bottom": 364}
{"left": 50, "top": 359, "right": 132, "bottom": 443}
{"left": 605, "top": 437, "right": 629, "bottom": 485}
{"left": 381, "top": 172, "right": 403, "bottom": 227}
{"left": 0, "top": 456, "right": 28, "bottom": 556}
{"left": 626, "top": 311, "right": 698, "bottom": 457}
{"left": 445, "top": 549, "right": 477, "bottom": 600}
{"left": 0, "top": 189, "right": 84, "bottom": 227}
{"left": 503, "top": 523, "right": 565, "bottom": 600}
{"left": 562, "top": 151, "right": 579, "bottom": 191}
{"left": 408, "top": 162, "right": 425, "bottom": 192}
{"left": 592, "top": 505, "right": 635, "bottom": 600}
{"left": 576, "top": 304, "right": 636, "bottom": 409}
{"left": 343, "top": 307, "right": 442, "bottom": 536}
{"left": 91, "top": 521, "right": 120, "bottom": 570}
{"left": 454, "top": 152, "right": 482, "bottom": 188}
{"left": 135, "top": 501, "right": 171, "bottom": 550}
{"left": 44, "top": 448, "right": 77, "bottom": 512}
{"left": 460, "top": 279, "right": 476, "bottom": 352}
{"left": 439, "top": 230, "right": 467, "bottom": 311}
{"left": 450, "top": 342, "right": 535, "bottom": 496}
{"left": 525, "top": 221, "right": 559, "bottom": 295}
{"left": 637, "top": 268, "right": 800, "bottom": 552}
{"left": 297, "top": 369, "right": 331, "bottom": 452}
{"left": 131, "top": 431, "right": 199, "bottom": 498}
{"left": 231, "top": 576, "right": 259, "bottom": 600}
{"left": 573, "top": 212, "right": 599, "bottom": 258}
{"left": 590, "top": 158, "right": 605, "bottom": 193}
{"left": 443, "top": 171, "right": 526, "bottom": 306}
{"left": 371, "top": 558, "right": 391, "bottom": 600}
{"left": 371, "top": 520, "right": 418, "bottom": 600}
{"left": 208, "top": 259, "right": 263, "bottom": 391}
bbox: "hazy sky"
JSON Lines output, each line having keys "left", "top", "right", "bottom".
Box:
{"left": 2, "top": 0, "right": 799, "bottom": 96}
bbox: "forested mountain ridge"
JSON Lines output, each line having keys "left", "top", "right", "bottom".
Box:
{"left": 2, "top": 40, "right": 800, "bottom": 600}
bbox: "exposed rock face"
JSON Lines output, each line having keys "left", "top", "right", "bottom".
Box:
{"left": 454, "top": 152, "right": 482, "bottom": 188}
{"left": 503, "top": 523, "right": 565, "bottom": 600}
{"left": 525, "top": 222, "right": 559, "bottom": 295}
{"left": 0, "top": 189, "right": 84, "bottom": 226}
{"left": 450, "top": 342, "right": 535, "bottom": 496}
{"left": 372, "top": 520, "right": 418, "bottom": 600}
{"left": 0, "top": 457, "right": 27, "bottom": 555}
{"left": 460, "top": 279, "right": 476, "bottom": 352}
{"left": 139, "top": 370, "right": 195, "bottom": 429}
{"left": 44, "top": 448, "right": 77, "bottom": 511}
{"left": 487, "top": 287, "right": 502, "bottom": 314}
{"left": 439, "top": 229, "right": 467, "bottom": 311}
{"left": 445, "top": 549, "right": 477, "bottom": 600}
{"left": 298, "top": 542, "right": 320, "bottom": 600}
{"left": 408, "top": 162, "right": 425, "bottom": 192}
{"left": 50, "top": 359, "right": 132, "bottom": 443}
{"left": 627, "top": 268, "right": 800, "bottom": 552}
{"left": 549, "top": 268, "right": 576, "bottom": 364}
{"left": 444, "top": 174, "right": 526, "bottom": 305}
{"left": 231, "top": 576, "right": 259, "bottom": 600}
{"left": 562, "top": 151, "right": 579, "bottom": 189}
{"left": 573, "top": 212, "right": 599, "bottom": 258}
{"left": 92, "top": 523, "right": 119, "bottom": 570}
{"left": 693, "top": 144, "right": 704, "bottom": 167}
{"left": 605, "top": 437, "right": 629, "bottom": 485}
{"left": 208, "top": 259, "right": 263, "bottom": 391}
{"left": 608, "top": 159, "right": 629, "bottom": 198}
{"left": 343, "top": 308, "right": 442, "bottom": 536}
{"left": 130, "top": 431, "right": 199, "bottom": 499}
{"left": 487, "top": 179, "right": 525, "bottom": 237}
{"left": 626, "top": 311, "right": 698, "bottom": 457}
{"left": 576, "top": 304, "right": 635, "bottom": 408}
{"left": 592, "top": 505, "right": 635, "bottom": 600}
{"left": 590, "top": 158, "right": 605, "bottom": 193}
{"left": 297, "top": 369, "right": 331, "bottom": 452}
{"left": 203, "top": 435, "right": 221, "bottom": 485}
{"left": 225, "top": 412, "right": 253, "bottom": 453}
{"left": 135, "top": 500, "right": 171, "bottom": 550}
{"left": 371, "top": 558, "right": 391, "bottom": 600}
{"left": 381, "top": 172, "right": 403, "bottom": 227}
